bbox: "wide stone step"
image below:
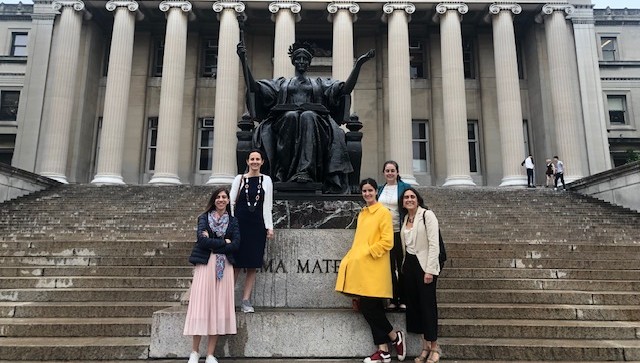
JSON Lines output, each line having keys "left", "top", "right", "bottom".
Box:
{"left": 0, "top": 317, "right": 151, "bottom": 337}
{"left": 448, "top": 249, "right": 640, "bottom": 260}
{"left": 0, "top": 276, "right": 191, "bottom": 289}
{"left": 445, "top": 241, "right": 640, "bottom": 252}
{"left": 0, "top": 248, "right": 192, "bottom": 258}
{"left": 0, "top": 301, "right": 179, "bottom": 318}
{"left": 0, "top": 288, "right": 184, "bottom": 302}
{"left": 0, "top": 266, "right": 193, "bottom": 278}
{"left": 439, "top": 303, "right": 640, "bottom": 321}
{"left": 0, "top": 256, "right": 189, "bottom": 266}
{"left": 449, "top": 257, "right": 640, "bottom": 270}
{"left": 443, "top": 267, "right": 640, "bottom": 280}
{"left": 0, "top": 337, "right": 149, "bottom": 360}
{"left": 0, "top": 240, "right": 191, "bottom": 249}
{"left": 439, "top": 278, "right": 640, "bottom": 291}
{"left": 436, "top": 289, "right": 640, "bottom": 306}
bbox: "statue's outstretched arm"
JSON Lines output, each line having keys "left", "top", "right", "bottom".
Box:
{"left": 343, "top": 49, "right": 375, "bottom": 94}
{"left": 237, "top": 42, "right": 258, "bottom": 92}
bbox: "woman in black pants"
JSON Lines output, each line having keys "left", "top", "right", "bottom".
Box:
{"left": 399, "top": 188, "right": 442, "bottom": 363}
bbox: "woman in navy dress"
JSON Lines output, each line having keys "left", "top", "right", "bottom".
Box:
{"left": 230, "top": 149, "right": 274, "bottom": 313}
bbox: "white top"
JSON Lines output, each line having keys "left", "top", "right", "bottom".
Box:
{"left": 229, "top": 174, "right": 274, "bottom": 230}
{"left": 403, "top": 226, "right": 416, "bottom": 255}
{"left": 555, "top": 160, "right": 564, "bottom": 174}
{"left": 378, "top": 184, "right": 400, "bottom": 232}
{"left": 524, "top": 156, "right": 534, "bottom": 169}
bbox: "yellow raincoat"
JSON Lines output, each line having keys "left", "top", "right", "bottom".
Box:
{"left": 335, "top": 202, "right": 393, "bottom": 298}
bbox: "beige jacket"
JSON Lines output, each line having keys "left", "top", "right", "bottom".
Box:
{"left": 400, "top": 206, "right": 440, "bottom": 276}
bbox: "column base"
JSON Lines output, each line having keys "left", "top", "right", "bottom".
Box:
{"left": 91, "top": 174, "right": 125, "bottom": 185}
{"left": 443, "top": 175, "right": 476, "bottom": 187}
{"left": 148, "top": 173, "right": 181, "bottom": 185}
{"left": 40, "top": 172, "right": 68, "bottom": 184}
{"left": 499, "top": 175, "right": 528, "bottom": 187}
{"left": 400, "top": 173, "right": 419, "bottom": 186}
{"left": 206, "top": 174, "right": 235, "bottom": 185}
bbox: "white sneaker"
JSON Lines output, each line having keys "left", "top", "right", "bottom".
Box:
{"left": 205, "top": 355, "right": 218, "bottom": 363}
{"left": 188, "top": 351, "right": 200, "bottom": 363}
{"left": 241, "top": 299, "right": 255, "bottom": 313}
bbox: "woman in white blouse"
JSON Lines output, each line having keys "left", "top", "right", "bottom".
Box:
{"left": 399, "top": 188, "right": 442, "bottom": 363}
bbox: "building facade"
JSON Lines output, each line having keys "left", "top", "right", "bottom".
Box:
{"left": 2, "top": 0, "right": 635, "bottom": 187}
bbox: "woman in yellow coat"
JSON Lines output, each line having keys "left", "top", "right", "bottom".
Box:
{"left": 336, "top": 178, "right": 407, "bottom": 363}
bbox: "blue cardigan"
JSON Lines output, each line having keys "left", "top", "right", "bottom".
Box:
{"left": 188, "top": 213, "right": 241, "bottom": 266}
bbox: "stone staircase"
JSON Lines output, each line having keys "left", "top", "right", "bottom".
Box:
{"left": 0, "top": 184, "right": 639, "bottom": 361}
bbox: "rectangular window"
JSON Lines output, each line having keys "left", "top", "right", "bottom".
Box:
{"left": 412, "top": 120, "right": 429, "bottom": 172}
{"left": 607, "top": 95, "right": 627, "bottom": 125}
{"left": 601, "top": 37, "right": 617, "bottom": 61}
{"left": 10, "top": 32, "right": 28, "bottom": 56}
{"left": 201, "top": 39, "right": 218, "bottom": 78}
{"left": 0, "top": 91, "right": 20, "bottom": 121}
{"left": 468, "top": 121, "right": 480, "bottom": 173}
{"left": 152, "top": 39, "right": 164, "bottom": 77}
{"left": 463, "top": 36, "right": 476, "bottom": 79}
{"left": 197, "top": 117, "right": 214, "bottom": 171}
{"left": 0, "top": 134, "right": 15, "bottom": 165}
{"left": 146, "top": 118, "right": 158, "bottom": 172}
{"left": 409, "top": 39, "right": 426, "bottom": 79}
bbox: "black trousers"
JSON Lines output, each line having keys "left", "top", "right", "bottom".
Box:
{"left": 526, "top": 169, "right": 534, "bottom": 186}
{"left": 359, "top": 297, "right": 393, "bottom": 345}
{"left": 402, "top": 253, "right": 438, "bottom": 341}
{"left": 555, "top": 172, "right": 565, "bottom": 188}
{"left": 390, "top": 232, "right": 405, "bottom": 305}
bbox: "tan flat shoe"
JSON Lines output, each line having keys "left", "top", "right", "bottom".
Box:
{"left": 414, "top": 349, "right": 429, "bottom": 363}
{"left": 426, "top": 346, "right": 442, "bottom": 363}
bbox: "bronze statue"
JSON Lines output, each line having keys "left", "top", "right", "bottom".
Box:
{"left": 237, "top": 41, "right": 375, "bottom": 193}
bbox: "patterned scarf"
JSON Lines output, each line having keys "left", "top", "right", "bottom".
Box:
{"left": 208, "top": 211, "right": 229, "bottom": 280}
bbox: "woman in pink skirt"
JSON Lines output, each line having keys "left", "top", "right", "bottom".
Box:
{"left": 184, "top": 188, "right": 240, "bottom": 363}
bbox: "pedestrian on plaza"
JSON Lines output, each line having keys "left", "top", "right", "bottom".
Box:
{"left": 184, "top": 188, "right": 241, "bottom": 363}
{"left": 545, "top": 158, "right": 555, "bottom": 188}
{"left": 553, "top": 155, "right": 566, "bottom": 190}
{"left": 377, "top": 160, "right": 410, "bottom": 311}
{"left": 523, "top": 154, "right": 535, "bottom": 188}
{"left": 399, "top": 188, "right": 442, "bottom": 363}
{"left": 336, "top": 178, "right": 406, "bottom": 363}
{"left": 230, "top": 149, "right": 274, "bottom": 313}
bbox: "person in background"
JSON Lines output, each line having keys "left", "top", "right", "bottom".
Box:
{"left": 524, "top": 154, "right": 535, "bottom": 188}
{"left": 184, "top": 188, "right": 240, "bottom": 363}
{"left": 553, "top": 155, "right": 566, "bottom": 190}
{"left": 545, "top": 158, "right": 555, "bottom": 188}
{"left": 336, "top": 178, "right": 406, "bottom": 363}
{"left": 399, "top": 188, "right": 442, "bottom": 363}
{"left": 230, "top": 149, "right": 274, "bottom": 313}
{"left": 377, "top": 161, "right": 410, "bottom": 311}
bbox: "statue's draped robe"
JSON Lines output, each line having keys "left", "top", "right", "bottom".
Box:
{"left": 251, "top": 76, "right": 353, "bottom": 193}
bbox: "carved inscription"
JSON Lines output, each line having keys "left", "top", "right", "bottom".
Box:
{"left": 258, "top": 259, "right": 342, "bottom": 273}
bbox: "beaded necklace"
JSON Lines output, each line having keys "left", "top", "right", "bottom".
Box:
{"left": 244, "top": 175, "right": 262, "bottom": 212}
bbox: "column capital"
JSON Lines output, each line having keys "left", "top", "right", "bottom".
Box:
{"left": 160, "top": 1, "right": 192, "bottom": 12}
{"left": 212, "top": 1, "right": 245, "bottom": 13}
{"left": 382, "top": 2, "right": 415, "bottom": 15}
{"left": 106, "top": 1, "right": 139, "bottom": 12}
{"left": 433, "top": 2, "right": 468, "bottom": 22}
{"left": 489, "top": 3, "right": 522, "bottom": 15}
{"left": 327, "top": 1, "right": 359, "bottom": 15}
{"left": 52, "top": 0, "right": 85, "bottom": 12}
{"left": 535, "top": 3, "right": 575, "bottom": 23}
{"left": 269, "top": 1, "right": 301, "bottom": 14}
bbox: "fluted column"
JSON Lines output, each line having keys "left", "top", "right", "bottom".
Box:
{"left": 383, "top": 2, "right": 417, "bottom": 185}
{"left": 436, "top": 2, "right": 475, "bottom": 186}
{"left": 207, "top": 1, "right": 244, "bottom": 184}
{"left": 328, "top": 1, "right": 358, "bottom": 81}
{"left": 148, "top": 1, "right": 191, "bottom": 185}
{"left": 38, "top": 1, "right": 86, "bottom": 183}
{"left": 92, "top": 1, "right": 141, "bottom": 185}
{"left": 490, "top": 3, "right": 527, "bottom": 187}
{"left": 270, "top": 1, "right": 300, "bottom": 78}
{"left": 537, "top": 4, "right": 584, "bottom": 182}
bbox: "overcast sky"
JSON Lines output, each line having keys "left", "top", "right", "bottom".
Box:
{"left": 0, "top": 0, "right": 637, "bottom": 9}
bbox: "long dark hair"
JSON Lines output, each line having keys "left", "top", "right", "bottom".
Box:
{"left": 399, "top": 187, "right": 427, "bottom": 216}
{"left": 382, "top": 160, "right": 402, "bottom": 182}
{"left": 204, "top": 188, "right": 232, "bottom": 215}
{"left": 359, "top": 177, "right": 378, "bottom": 194}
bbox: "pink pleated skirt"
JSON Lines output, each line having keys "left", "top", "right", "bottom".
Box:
{"left": 183, "top": 253, "right": 237, "bottom": 336}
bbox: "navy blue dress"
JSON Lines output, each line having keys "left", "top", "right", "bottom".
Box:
{"left": 233, "top": 176, "right": 267, "bottom": 268}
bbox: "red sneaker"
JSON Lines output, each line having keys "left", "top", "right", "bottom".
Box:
{"left": 392, "top": 331, "right": 406, "bottom": 361}
{"left": 363, "top": 350, "right": 391, "bottom": 363}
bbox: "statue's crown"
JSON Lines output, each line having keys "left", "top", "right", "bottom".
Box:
{"left": 288, "top": 42, "right": 315, "bottom": 59}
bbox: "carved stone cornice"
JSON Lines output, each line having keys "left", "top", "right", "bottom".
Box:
{"left": 159, "top": 1, "right": 192, "bottom": 12}
{"left": 52, "top": 0, "right": 84, "bottom": 12}
{"left": 327, "top": 1, "right": 359, "bottom": 23}
{"left": 106, "top": 0, "right": 138, "bottom": 12}
{"left": 489, "top": 3, "right": 522, "bottom": 15}
{"left": 212, "top": 1, "right": 245, "bottom": 13}
{"left": 535, "top": 3, "right": 575, "bottom": 23}
{"left": 381, "top": 2, "right": 414, "bottom": 23}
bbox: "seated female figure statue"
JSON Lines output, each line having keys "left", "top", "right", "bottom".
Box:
{"left": 237, "top": 41, "right": 375, "bottom": 193}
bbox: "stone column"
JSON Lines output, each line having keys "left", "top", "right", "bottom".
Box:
{"left": 328, "top": 1, "right": 358, "bottom": 81}
{"left": 38, "top": 0, "right": 86, "bottom": 183}
{"left": 91, "top": 1, "right": 141, "bottom": 185}
{"left": 270, "top": 1, "right": 300, "bottom": 78}
{"left": 571, "top": 4, "right": 611, "bottom": 174}
{"left": 537, "top": 4, "right": 584, "bottom": 182}
{"left": 490, "top": 3, "right": 527, "bottom": 187}
{"left": 148, "top": 1, "right": 191, "bottom": 185}
{"left": 436, "top": 2, "right": 475, "bottom": 186}
{"left": 207, "top": 1, "right": 244, "bottom": 185}
{"left": 383, "top": 2, "right": 417, "bottom": 185}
